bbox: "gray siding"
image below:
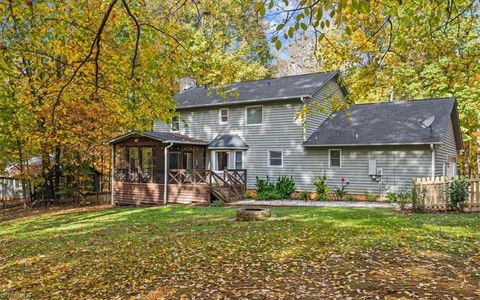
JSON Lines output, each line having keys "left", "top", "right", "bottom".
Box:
{"left": 435, "top": 119, "right": 458, "bottom": 176}
{"left": 150, "top": 78, "right": 445, "bottom": 196}
{"left": 305, "top": 81, "right": 342, "bottom": 139}
{"left": 301, "top": 146, "right": 431, "bottom": 194}
{"left": 153, "top": 120, "right": 171, "bottom": 132}
{"left": 153, "top": 100, "right": 433, "bottom": 195}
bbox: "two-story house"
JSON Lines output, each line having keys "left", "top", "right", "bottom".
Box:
{"left": 107, "top": 71, "right": 462, "bottom": 205}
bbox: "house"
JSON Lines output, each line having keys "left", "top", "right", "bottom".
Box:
{"left": 107, "top": 71, "right": 462, "bottom": 205}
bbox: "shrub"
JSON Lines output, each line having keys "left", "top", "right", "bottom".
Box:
{"left": 254, "top": 175, "right": 295, "bottom": 200}
{"left": 298, "top": 191, "right": 309, "bottom": 201}
{"left": 332, "top": 178, "right": 349, "bottom": 201}
{"left": 314, "top": 175, "right": 329, "bottom": 200}
{"left": 365, "top": 192, "right": 378, "bottom": 202}
{"left": 386, "top": 192, "right": 398, "bottom": 203}
{"left": 256, "top": 190, "right": 281, "bottom": 200}
{"left": 255, "top": 176, "right": 275, "bottom": 194}
{"left": 345, "top": 194, "right": 356, "bottom": 201}
{"left": 275, "top": 175, "right": 296, "bottom": 199}
{"left": 446, "top": 177, "right": 469, "bottom": 210}
{"left": 396, "top": 189, "right": 412, "bottom": 210}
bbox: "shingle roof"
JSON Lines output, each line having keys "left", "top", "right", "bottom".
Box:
{"left": 208, "top": 134, "right": 249, "bottom": 149}
{"left": 304, "top": 98, "right": 461, "bottom": 148}
{"left": 175, "top": 71, "right": 341, "bottom": 108}
{"left": 106, "top": 131, "right": 209, "bottom": 145}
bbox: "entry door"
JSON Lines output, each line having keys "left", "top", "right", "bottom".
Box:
{"left": 215, "top": 151, "right": 229, "bottom": 171}
{"left": 446, "top": 156, "right": 457, "bottom": 178}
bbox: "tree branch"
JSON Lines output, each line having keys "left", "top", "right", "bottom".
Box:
{"left": 122, "top": 0, "right": 141, "bottom": 80}
{"left": 51, "top": 0, "right": 118, "bottom": 124}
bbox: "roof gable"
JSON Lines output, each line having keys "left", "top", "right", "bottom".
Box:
{"left": 304, "top": 97, "right": 461, "bottom": 148}
{"left": 174, "top": 71, "right": 342, "bottom": 109}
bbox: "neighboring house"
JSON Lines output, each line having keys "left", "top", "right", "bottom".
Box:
{"left": 107, "top": 71, "right": 462, "bottom": 205}
{"left": 0, "top": 176, "right": 23, "bottom": 201}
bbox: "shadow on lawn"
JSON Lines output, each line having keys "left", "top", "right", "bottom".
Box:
{"left": 0, "top": 205, "right": 234, "bottom": 240}
{"left": 1, "top": 206, "right": 478, "bottom": 249}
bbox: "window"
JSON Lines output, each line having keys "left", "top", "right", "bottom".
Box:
{"left": 219, "top": 108, "right": 228, "bottom": 124}
{"left": 268, "top": 150, "right": 282, "bottom": 167}
{"left": 215, "top": 151, "right": 229, "bottom": 171}
{"left": 171, "top": 116, "right": 179, "bottom": 131}
{"left": 246, "top": 106, "right": 262, "bottom": 125}
{"left": 329, "top": 149, "right": 341, "bottom": 168}
{"left": 234, "top": 151, "right": 243, "bottom": 169}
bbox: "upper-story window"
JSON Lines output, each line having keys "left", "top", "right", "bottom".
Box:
{"left": 329, "top": 149, "right": 341, "bottom": 168}
{"left": 171, "top": 116, "right": 179, "bottom": 132}
{"left": 219, "top": 108, "right": 228, "bottom": 124}
{"left": 246, "top": 105, "right": 263, "bottom": 125}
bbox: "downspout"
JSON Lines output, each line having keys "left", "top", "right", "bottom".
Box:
{"left": 163, "top": 142, "right": 174, "bottom": 205}
{"left": 430, "top": 144, "right": 435, "bottom": 178}
{"left": 111, "top": 145, "right": 115, "bottom": 206}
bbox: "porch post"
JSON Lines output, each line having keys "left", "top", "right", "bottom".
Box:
{"left": 163, "top": 142, "right": 173, "bottom": 205}
{"left": 111, "top": 145, "right": 115, "bottom": 206}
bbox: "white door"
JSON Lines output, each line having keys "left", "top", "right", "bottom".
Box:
{"left": 214, "top": 151, "right": 229, "bottom": 171}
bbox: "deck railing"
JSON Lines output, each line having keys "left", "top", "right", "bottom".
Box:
{"left": 114, "top": 168, "right": 247, "bottom": 186}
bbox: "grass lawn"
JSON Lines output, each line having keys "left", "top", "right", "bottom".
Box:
{"left": 1, "top": 205, "right": 480, "bottom": 299}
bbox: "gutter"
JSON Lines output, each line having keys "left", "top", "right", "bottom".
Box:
{"left": 303, "top": 142, "right": 442, "bottom": 147}
{"left": 175, "top": 96, "right": 308, "bottom": 110}
{"left": 163, "top": 142, "right": 173, "bottom": 205}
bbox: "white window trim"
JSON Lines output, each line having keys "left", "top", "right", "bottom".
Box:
{"left": 170, "top": 116, "right": 180, "bottom": 132}
{"left": 234, "top": 150, "right": 244, "bottom": 169}
{"left": 245, "top": 105, "right": 263, "bottom": 126}
{"left": 268, "top": 150, "right": 283, "bottom": 167}
{"left": 219, "top": 108, "right": 229, "bottom": 124}
{"left": 328, "top": 149, "right": 341, "bottom": 168}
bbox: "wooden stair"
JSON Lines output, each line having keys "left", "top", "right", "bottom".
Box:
{"left": 208, "top": 170, "right": 246, "bottom": 203}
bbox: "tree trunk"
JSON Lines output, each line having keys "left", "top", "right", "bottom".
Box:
{"left": 16, "top": 140, "right": 28, "bottom": 208}
{"left": 53, "top": 146, "right": 61, "bottom": 203}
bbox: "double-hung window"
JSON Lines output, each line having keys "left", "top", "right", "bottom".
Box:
{"left": 329, "top": 149, "right": 341, "bottom": 168}
{"left": 171, "top": 116, "right": 179, "bottom": 132}
{"left": 219, "top": 108, "right": 228, "bottom": 124}
{"left": 234, "top": 151, "right": 243, "bottom": 169}
{"left": 246, "top": 106, "right": 262, "bottom": 125}
{"left": 268, "top": 150, "right": 282, "bottom": 167}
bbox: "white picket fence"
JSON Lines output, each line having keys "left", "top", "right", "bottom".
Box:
{"left": 412, "top": 177, "right": 480, "bottom": 212}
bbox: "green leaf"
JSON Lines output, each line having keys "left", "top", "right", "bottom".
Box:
{"left": 268, "top": 0, "right": 274, "bottom": 9}
{"left": 345, "top": 26, "right": 352, "bottom": 35}
{"left": 275, "top": 39, "right": 282, "bottom": 50}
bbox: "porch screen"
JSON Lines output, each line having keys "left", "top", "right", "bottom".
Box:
{"left": 114, "top": 147, "right": 126, "bottom": 168}
{"left": 169, "top": 152, "right": 181, "bottom": 169}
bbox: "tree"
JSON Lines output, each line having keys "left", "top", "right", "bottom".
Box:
{"left": 267, "top": 0, "right": 480, "bottom": 175}
{"left": 0, "top": 0, "right": 271, "bottom": 203}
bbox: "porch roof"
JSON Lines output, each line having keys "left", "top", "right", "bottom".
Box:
{"left": 106, "top": 131, "right": 209, "bottom": 146}
{"left": 208, "top": 134, "right": 249, "bottom": 149}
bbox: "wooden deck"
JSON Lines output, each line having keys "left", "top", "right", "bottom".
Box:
{"left": 113, "top": 169, "right": 246, "bottom": 206}
{"left": 113, "top": 182, "right": 211, "bottom": 205}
